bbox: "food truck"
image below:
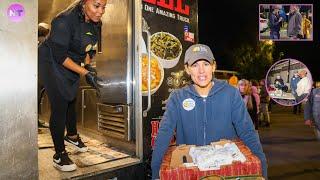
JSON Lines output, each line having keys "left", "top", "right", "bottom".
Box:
{"left": 0, "top": 0, "right": 199, "bottom": 179}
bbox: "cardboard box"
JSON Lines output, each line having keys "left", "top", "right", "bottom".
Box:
{"left": 170, "top": 139, "right": 234, "bottom": 168}
{"left": 210, "top": 139, "right": 233, "bottom": 146}
{"left": 160, "top": 140, "right": 262, "bottom": 180}
{"left": 170, "top": 144, "right": 195, "bottom": 168}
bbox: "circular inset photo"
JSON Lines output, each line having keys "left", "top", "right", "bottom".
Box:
{"left": 141, "top": 53, "right": 164, "bottom": 96}
{"left": 150, "top": 31, "right": 182, "bottom": 69}
{"left": 265, "top": 58, "right": 313, "bottom": 106}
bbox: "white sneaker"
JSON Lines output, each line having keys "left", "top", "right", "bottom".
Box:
{"left": 64, "top": 134, "right": 88, "bottom": 152}
{"left": 53, "top": 151, "right": 77, "bottom": 172}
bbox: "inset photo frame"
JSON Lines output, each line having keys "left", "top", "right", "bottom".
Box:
{"left": 259, "top": 4, "right": 313, "bottom": 41}
{"left": 266, "top": 59, "right": 313, "bottom": 106}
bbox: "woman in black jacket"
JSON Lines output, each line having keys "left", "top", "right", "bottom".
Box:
{"left": 38, "top": 0, "right": 107, "bottom": 171}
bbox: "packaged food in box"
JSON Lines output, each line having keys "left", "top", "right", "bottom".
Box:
{"left": 159, "top": 140, "right": 262, "bottom": 180}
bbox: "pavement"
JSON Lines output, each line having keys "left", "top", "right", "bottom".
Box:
{"left": 260, "top": 29, "right": 313, "bottom": 41}
{"left": 260, "top": 29, "right": 290, "bottom": 40}
{"left": 259, "top": 104, "right": 320, "bottom": 180}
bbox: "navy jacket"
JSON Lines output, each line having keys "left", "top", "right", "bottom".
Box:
{"left": 290, "top": 76, "right": 300, "bottom": 94}
{"left": 269, "top": 12, "right": 281, "bottom": 33}
{"left": 151, "top": 79, "right": 267, "bottom": 179}
{"left": 304, "top": 88, "right": 320, "bottom": 122}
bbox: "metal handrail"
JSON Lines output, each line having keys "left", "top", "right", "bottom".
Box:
{"left": 142, "top": 18, "right": 151, "bottom": 117}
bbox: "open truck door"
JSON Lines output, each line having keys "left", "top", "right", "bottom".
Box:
{"left": 1, "top": 0, "right": 198, "bottom": 179}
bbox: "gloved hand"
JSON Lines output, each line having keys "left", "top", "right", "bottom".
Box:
{"left": 85, "top": 71, "right": 102, "bottom": 95}
{"left": 84, "top": 64, "right": 97, "bottom": 75}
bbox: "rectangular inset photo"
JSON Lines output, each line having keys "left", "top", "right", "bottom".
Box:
{"left": 259, "top": 4, "right": 313, "bottom": 41}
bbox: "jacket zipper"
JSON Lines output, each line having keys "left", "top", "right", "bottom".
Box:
{"left": 203, "top": 98, "right": 207, "bottom": 145}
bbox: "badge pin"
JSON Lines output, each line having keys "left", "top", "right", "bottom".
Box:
{"left": 85, "top": 44, "right": 92, "bottom": 52}
{"left": 182, "top": 98, "right": 195, "bottom": 111}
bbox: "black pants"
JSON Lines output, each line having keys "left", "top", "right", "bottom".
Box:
{"left": 293, "top": 104, "right": 302, "bottom": 114}
{"left": 39, "top": 62, "right": 78, "bottom": 153}
{"left": 38, "top": 85, "right": 45, "bottom": 114}
{"left": 249, "top": 112, "right": 258, "bottom": 130}
{"left": 297, "top": 93, "right": 308, "bottom": 103}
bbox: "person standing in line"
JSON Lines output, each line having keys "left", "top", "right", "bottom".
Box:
{"left": 301, "top": 12, "right": 312, "bottom": 39}
{"left": 251, "top": 80, "right": 261, "bottom": 115}
{"left": 290, "top": 71, "right": 301, "bottom": 114}
{"left": 238, "top": 79, "right": 259, "bottom": 130}
{"left": 296, "top": 70, "right": 312, "bottom": 103}
{"left": 304, "top": 82, "right": 320, "bottom": 140}
{"left": 269, "top": 5, "right": 283, "bottom": 39}
{"left": 287, "top": 5, "right": 303, "bottom": 39}
{"left": 259, "top": 79, "right": 270, "bottom": 127}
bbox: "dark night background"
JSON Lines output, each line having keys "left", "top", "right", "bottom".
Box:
{"left": 198, "top": 0, "right": 319, "bottom": 81}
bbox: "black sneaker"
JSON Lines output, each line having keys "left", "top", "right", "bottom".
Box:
{"left": 64, "top": 134, "right": 88, "bottom": 152}
{"left": 53, "top": 151, "right": 77, "bottom": 172}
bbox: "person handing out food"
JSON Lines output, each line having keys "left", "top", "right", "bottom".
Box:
{"left": 151, "top": 44, "right": 267, "bottom": 179}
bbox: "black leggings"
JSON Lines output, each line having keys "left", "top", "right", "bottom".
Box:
{"left": 39, "top": 62, "right": 78, "bottom": 153}
{"left": 48, "top": 92, "right": 78, "bottom": 153}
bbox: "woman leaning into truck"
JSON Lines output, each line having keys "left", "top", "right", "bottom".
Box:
{"left": 38, "top": 0, "right": 107, "bottom": 171}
